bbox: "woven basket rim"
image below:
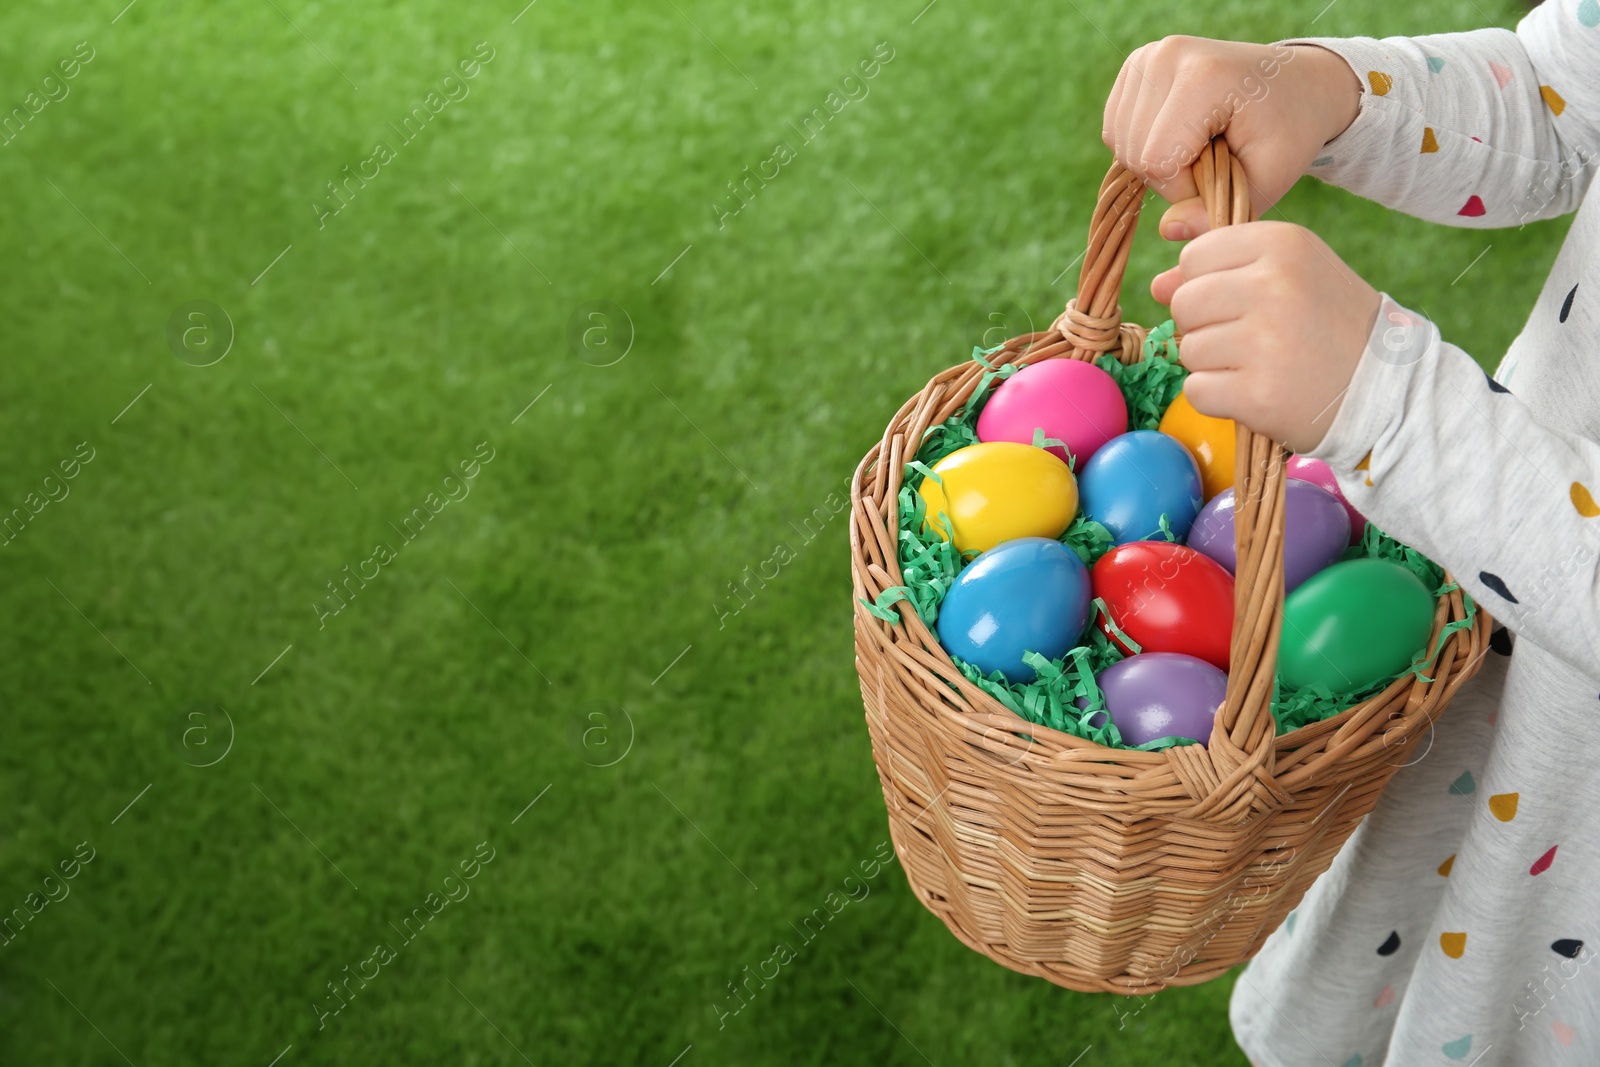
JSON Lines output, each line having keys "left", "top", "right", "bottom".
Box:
{"left": 849, "top": 354, "right": 1484, "bottom": 769}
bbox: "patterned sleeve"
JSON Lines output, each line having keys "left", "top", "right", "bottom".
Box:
{"left": 1302, "top": 294, "right": 1600, "bottom": 673}
{"left": 1282, "top": 0, "right": 1600, "bottom": 226}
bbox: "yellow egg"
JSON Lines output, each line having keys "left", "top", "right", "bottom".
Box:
{"left": 1158, "top": 391, "right": 1236, "bottom": 501}
{"left": 916, "top": 442, "right": 1077, "bottom": 555}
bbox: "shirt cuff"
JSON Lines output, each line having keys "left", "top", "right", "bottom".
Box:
{"left": 1301, "top": 292, "right": 1438, "bottom": 471}
{"left": 1274, "top": 37, "right": 1413, "bottom": 187}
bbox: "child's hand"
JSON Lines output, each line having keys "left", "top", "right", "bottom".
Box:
{"left": 1152, "top": 221, "right": 1381, "bottom": 453}
{"left": 1103, "top": 37, "right": 1361, "bottom": 239}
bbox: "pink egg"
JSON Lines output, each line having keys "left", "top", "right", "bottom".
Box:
{"left": 1285, "top": 455, "right": 1368, "bottom": 545}
{"left": 976, "top": 358, "right": 1128, "bottom": 468}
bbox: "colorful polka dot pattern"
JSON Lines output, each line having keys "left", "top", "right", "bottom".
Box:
{"left": 1478, "top": 571, "right": 1517, "bottom": 603}
{"left": 1488, "top": 792, "right": 1519, "bottom": 821}
{"left": 1354, "top": 450, "right": 1373, "bottom": 486}
{"left": 1573, "top": 482, "right": 1600, "bottom": 516}
{"left": 1315, "top": 30, "right": 1598, "bottom": 1066}
{"left": 1355, "top": 771, "right": 1579, "bottom": 1056}
{"left": 1370, "top": 50, "right": 1581, "bottom": 223}
{"left": 1359, "top": 723, "right": 1578, "bottom": 1053}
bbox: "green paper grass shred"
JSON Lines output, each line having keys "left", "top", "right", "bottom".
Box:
{"left": 1032, "top": 426, "right": 1073, "bottom": 468}
{"left": 869, "top": 320, "right": 1466, "bottom": 749}
{"left": 1062, "top": 514, "right": 1114, "bottom": 567}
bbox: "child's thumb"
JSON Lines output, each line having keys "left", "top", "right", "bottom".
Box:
{"left": 1159, "top": 198, "right": 1208, "bottom": 242}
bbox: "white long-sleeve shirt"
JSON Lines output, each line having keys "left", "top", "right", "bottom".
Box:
{"left": 1227, "top": 5, "right": 1600, "bottom": 1066}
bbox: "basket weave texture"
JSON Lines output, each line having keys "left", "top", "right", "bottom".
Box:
{"left": 848, "top": 140, "right": 1490, "bottom": 993}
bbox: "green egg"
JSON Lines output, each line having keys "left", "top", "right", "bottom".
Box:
{"left": 1278, "top": 559, "right": 1436, "bottom": 693}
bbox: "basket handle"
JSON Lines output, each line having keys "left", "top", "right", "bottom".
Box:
{"left": 1057, "top": 139, "right": 1289, "bottom": 815}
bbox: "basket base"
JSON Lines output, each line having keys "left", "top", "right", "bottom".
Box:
{"left": 882, "top": 785, "right": 1368, "bottom": 994}
{"left": 857, "top": 637, "right": 1478, "bottom": 994}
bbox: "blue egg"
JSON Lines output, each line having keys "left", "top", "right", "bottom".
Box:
{"left": 936, "top": 537, "right": 1091, "bottom": 683}
{"left": 1078, "top": 430, "right": 1204, "bottom": 545}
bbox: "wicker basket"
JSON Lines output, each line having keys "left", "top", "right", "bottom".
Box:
{"left": 848, "top": 139, "right": 1490, "bottom": 994}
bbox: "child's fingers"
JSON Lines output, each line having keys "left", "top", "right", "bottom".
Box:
{"left": 1110, "top": 64, "right": 1152, "bottom": 162}
{"left": 1142, "top": 155, "right": 1202, "bottom": 207}
{"left": 1140, "top": 100, "right": 1210, "bottom": 204}
{"left": 1169, "top": 271, "right": 1251, "bottom": 332}
{"left": 1150, "top": 265, "right": 1184, "bottom": 306}
{"left": 1173, "top": 366, "right": 1243, "bottom": 420}
{"left": 1122, "top": 64, "right": 1175, "bottom": 183}
{"left": 1175, "top": 325, "right": 1244, "bottom": 374}
{"left": 1102, "top": 52, "right": 1138, "bottom": 150}
{"left": 1159, "top": 198, "right": 1208, "bottom": 242}
{"left": 1177, "top": 225, "right": 1263, "bottom": 279}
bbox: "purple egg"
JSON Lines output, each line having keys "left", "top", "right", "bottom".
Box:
{"left": 1186, "top": 479, "right": 1351, "bottom": 593}
{"left": 1090, "top": 652, "right": 1228, "bottom": 747}
{"left": 1285, "top": 455, "right": 1369, "bottom": 545}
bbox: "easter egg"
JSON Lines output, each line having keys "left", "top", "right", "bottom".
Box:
{"left": 936, "top": 538, "right": 1092, "bottom": 683}
{"left": 1090, "top": 653, "right": 1229, "bottom": 747}
{"left": 1285, "top": 455, "right": 1368, "bottom": 545}
{"left": 1158, "top": 390, "right": 1236, "bottom": 500}
{"left": 1278, "top": 559, "right": 1436, "bottom": 692}
{"left": 1091, "top": 541, "right": 1235, "bottom": 669}
{"left": 916, "top": 442, "right": 1077, "bottom": 555}
{"left": 1078, "top": 430, "right": 1204, "bottom": 545}
{"left": 976, "top": 358, "right": 1129, "bottom": 467}
{"left": 1187, "top": 479, "right": 1351, "bottom": 593}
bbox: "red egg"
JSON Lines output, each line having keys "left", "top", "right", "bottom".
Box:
{"left": 1091, "top": 542, "right": 1235, "bottom": 670}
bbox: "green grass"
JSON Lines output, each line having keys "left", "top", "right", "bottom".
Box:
{"left": 0, "top": 0, "right": 1561, "bottom": 1064}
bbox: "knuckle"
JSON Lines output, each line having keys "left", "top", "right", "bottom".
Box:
{"left": 1180, "top": 227, "right": 1225, "bottom": 267}
{"left": 1258, "top": 269, "right": 1295, "bottom": 303}
{"left": 1184, "top": 376, "right": 1222, "bottom": 416}
{"left": 1267, "top": 221, "right": 1310, "bottom": 253}
{"left": 1177, "top": 237, "right": 1203, "bottom": 272}
{"left": 1169, "top": 286, "right": 1199, "bottom": 326}
{"left": 1187, "top": 50, "right": 1228, "bottom": 81}
{"left": 1261, "top": 319, "right": 1296, "bottom": 356}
